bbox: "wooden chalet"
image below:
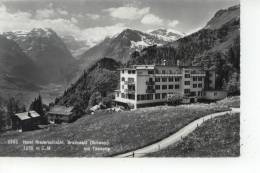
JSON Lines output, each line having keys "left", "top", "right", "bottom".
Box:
{"left": 47, "top": 105, "right": 75, "bottom": 123}
{"left": 12, "top": 111, "right": 41, "bottom": 131}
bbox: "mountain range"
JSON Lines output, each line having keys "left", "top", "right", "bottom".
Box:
{"left": 78, "top": 28, "right": 184, "bottom": 70}
{"left": 3, "top": 28, "right": 78, "bottom": 84}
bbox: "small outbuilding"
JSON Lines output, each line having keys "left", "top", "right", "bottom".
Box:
{"left": 12, "top": 111, "right": 41, "bottom": 131}
{"left": 47, "top": 105, "right": 75, "bottom": 124}
{"left": 202, "top": 90, "right": 228, "bottom": 101}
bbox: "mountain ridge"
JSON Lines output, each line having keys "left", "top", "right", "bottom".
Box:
{"left": 3, "top": 28, "right": 78, "bottom": 84}
{"left": 78, "top": 28, "right": 183, "bottom": 70}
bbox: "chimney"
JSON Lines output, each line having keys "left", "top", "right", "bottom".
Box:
{"left": 162, "top": 59, "right": 166, "bottom": 66}
{"left": 177, "top": 60, "right": 180, "bottom": 66}
{"left": 28, "top": 111, "right": 32, "bottom": 118}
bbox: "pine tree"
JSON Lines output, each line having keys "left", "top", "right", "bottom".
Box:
{"left": 29, "top": 95, "right": 44, "bottom": 116}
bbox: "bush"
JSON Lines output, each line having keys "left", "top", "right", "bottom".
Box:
{"left": 88, "top": 91, "right": 102, "bottom": 107}
{"left": 167, "top": 92, "right": 183, "bottom": 105}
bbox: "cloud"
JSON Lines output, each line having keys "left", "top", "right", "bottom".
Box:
{"left": 0, "top": 4, "right": 125, "bottom": 47}
{"left": 35, "top": 8, "right": 56, "bottom": 19}
{"left": 35, "top": 6, "right": 69, "bottom": 19}
{"left": 81, "top": 23, "right": 126, "bottom": 46}
{"left": 104, "top": 6, "right": 150, "bottom": 20}
{"left": 57, "top": 8, "right": 69, "bottom": 16}
{"left": 140, "top": 13, "right": 179, "bottom": 29}
{"left": 85, "top": 13, "right": 100, "bottom": 20}
{"left": 168, "top": 20, "right": 179, "bottom": 28}
{"left": 141, "top": 14, "right": 164, "bottom": 26}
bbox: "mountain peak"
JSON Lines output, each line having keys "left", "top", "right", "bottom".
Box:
{"left": 29, "top": 28, "right": 57, "bottom": 38}
{"left": 149, "top": 28, "right": 184, "bottom": 41}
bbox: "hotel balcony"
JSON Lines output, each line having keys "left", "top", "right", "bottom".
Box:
{"left": 155, "top": 73, "right": 182, "bottom": 77}
{"left": 124, "top": 89, "right": 135, "bottom": 94}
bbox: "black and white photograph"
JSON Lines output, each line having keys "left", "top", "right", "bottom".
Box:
{"left": 0, "top": 0, "right": 241, "bottom": 158}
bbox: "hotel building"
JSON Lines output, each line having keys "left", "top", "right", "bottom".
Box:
{"left": 114, "top": 64, "right": 216, "bottom": 109}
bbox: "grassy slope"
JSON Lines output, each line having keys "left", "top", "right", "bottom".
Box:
{"left": 0, "top": 102, "right": 230, "bottom": 157}
{"left": 148, "top": 113, "right": 240, "bottom": 157}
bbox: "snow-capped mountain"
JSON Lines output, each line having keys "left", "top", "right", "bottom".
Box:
{"left": 149, "top": 28, "right": 185, "bottom": 42}
{"left": 79, "top": 28, "right": 183, "bottom": 70}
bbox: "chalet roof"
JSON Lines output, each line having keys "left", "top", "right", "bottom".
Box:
{"left": 48, "top": 105, "right": 74, "bottom": 116}
{"left": 15, "top": 112, "right": 31, "bottom": 120}
{"left": 15, "top": 111, "right": 40, "bottom": 120}
{"left": 29, "top": 111, "right": 41, "bottom": 118}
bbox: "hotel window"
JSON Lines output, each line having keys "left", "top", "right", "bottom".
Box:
{"left": 137, "top": 95, "right": 141, "bottom": 101}
{"left": 147, "top": 85, "right": 154, "bottom": 90}
{"left": 175, "top": 77, "right": 180, "bottom": 82}
{"left": 175, "top": 85, "right": 180, "bottom": 89}
{"left": 184, "top": 81, "right": 190, "bottom": 85}
{"left": 168, "top": 85, "right": 173, "bottom": 89}
{"left": 128, "top": 77, "right": 134, "bottom": 83}
{"left": 121, "top": 77, "right": 125, "bottom": 81}
{"left": 128, "top": 94, "right": 135, "bottom": 100}
{"left": 141, "top": 95, "right": 145, "bottom": 100}
{"left": 132, "top": 70, "right": 136, "bottom": 74}
{"left": 162, "top": 70, "right": 166, "bottom": 74}
{"left": 155, "top": 77, "right": 160, "bottom": 82}
{"left": 148, "top": 70, "right": 154, "bottom": 74}
{"left": 147, "top": 94, "right": 153, "bottom": 100}
{"left": 185, "top": 74, "right": 190, "bottom": 78}
{"left": 162, "top": 77, "right": 167, "bottom": 82}
{"left": 155, "top": 93, "right": 161, "bottom": 99}
{"left": 190, "top": 92, "right": 196, "bottom": 96}
{"left": 155, "top": 69, "right": 160, "bottom": 74}
{"left": 128, "top": 70, "right": 131, "bottom": 74}
{"left": 122, "top": 70, "right": 124, "bottom": 74}
{"left": 121, "top": 93, "right": 125, "bottom": 98}
{"left": 155, "top": 85, "right": 160, "bottom": 90}
{"left": 193, "top": 77, "right": 197, "bottom": 81}
{"left": 168, "top": 77, "right": 173, "bottom": 82}
{"left": 162, "top": 85, "right": 167, "bottom": 90}
{"left": 193, "top": 84, "right": 197, "bottom": 88}
{"left": 184, "top": 89, "right": 190, "bottom": 94}
{"left": 169, "top": 70, "right": 173, "bottom": 74}
{"left": 198, "top": 83, "right": 202, "bottom": 88}
{"left": 198, "top": 77, "right": 203, "bottom": 81}
{"left": 162, "top": 93, "right": 167, "bottom": 99}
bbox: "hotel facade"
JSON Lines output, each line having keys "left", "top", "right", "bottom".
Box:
{"left": 114, "top": 64, "right": 217, "bottom": 109}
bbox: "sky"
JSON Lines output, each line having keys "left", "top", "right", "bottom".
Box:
{"left": 0, "top": 0, "right": 239, "bottom": 46}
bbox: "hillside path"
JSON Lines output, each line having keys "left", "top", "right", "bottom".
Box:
{"left": 114, "top": 107, "right": 240, "bottom": 158}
